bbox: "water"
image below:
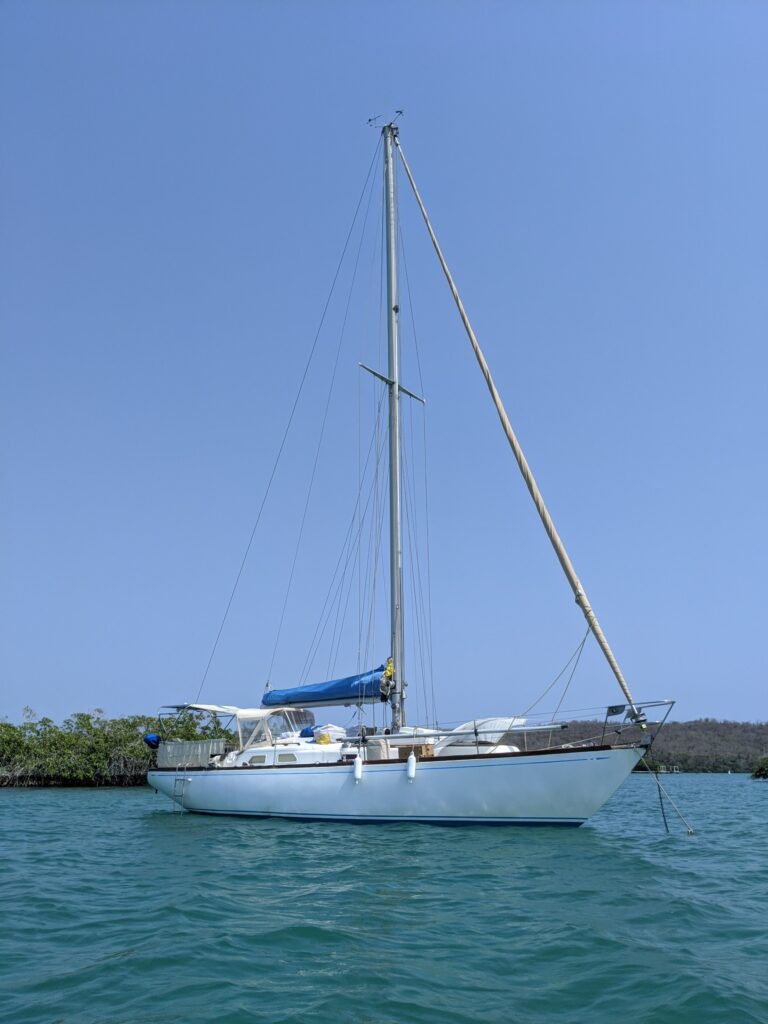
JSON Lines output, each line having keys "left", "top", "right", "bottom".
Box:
{"left": 1, "top": 775, "right": 766, "bottom": 1024}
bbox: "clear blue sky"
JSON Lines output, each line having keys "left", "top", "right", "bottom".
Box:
{"left": 1, "top": 1, "right": 766, "bottom": 725}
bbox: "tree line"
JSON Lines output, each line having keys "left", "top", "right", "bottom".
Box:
{"left": 0, "top": 711, "right": 766, "bottom": 786}
{"left": 0, "top": 710, "right": 224, "bottom": 787}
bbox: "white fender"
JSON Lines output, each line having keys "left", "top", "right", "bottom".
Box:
{"left": 407, "top": 751, "right": 416, "bottom": 782}
{"left": 354, "top": 754, "right": 363, "bottom": 784}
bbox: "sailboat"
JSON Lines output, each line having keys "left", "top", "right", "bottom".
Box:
{"left": 147, "top": 124, "right": 672, "bottom": 825}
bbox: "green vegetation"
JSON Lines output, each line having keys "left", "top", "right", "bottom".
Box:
{"left": 631, "top": 718, "right": 768, "bottom": 774}
{"left": 0, "top": 711, "right": 766, "bottom": 785}
{"left": 640, "top": 719, "right": 768, "bottom": 774}
{"left": 515, "top": 717, "right": 768, "bottom": 774}
{"left": 0, "top": 709, "right": 222, "bottom": 787}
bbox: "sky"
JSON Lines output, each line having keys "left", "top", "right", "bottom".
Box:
{"left": 1, "top": 0, "right": 766, "bottom": 726}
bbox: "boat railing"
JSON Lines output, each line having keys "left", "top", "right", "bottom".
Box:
{"left": 156, "top": 738, "right": 228, "bottom": 768}
{"left": 341, "top": 700, "right": 675, "bottom": 753}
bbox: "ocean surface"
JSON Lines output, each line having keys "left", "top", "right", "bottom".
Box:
{"left": 1, "top": 774, "right": 766, "bottom": 1024}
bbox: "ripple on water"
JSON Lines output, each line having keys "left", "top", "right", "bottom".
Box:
{"left": 1, "top": 776, "right": 767, "bottom": 1024}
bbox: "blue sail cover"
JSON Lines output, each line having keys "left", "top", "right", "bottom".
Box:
{"left": 262, "top": 666, "right": 386, "bottom": 709}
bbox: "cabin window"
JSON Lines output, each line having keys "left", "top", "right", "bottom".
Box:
{"left": 266, "top": 710, "right": 315, "bottom": 739}
{"left": 239, "top": 719, "right": 270, "bottom": 748}
{"left": 248, "top": 755, "right": 267, "bottom": 765}
{"left": 277, "top": 752, "right": 298, "bottom": 764}
{"left": 290, "top": 710, "right": 315, "bottom": 731}
{"left": 267, "top": 713, "right": 296, "bottom": 739}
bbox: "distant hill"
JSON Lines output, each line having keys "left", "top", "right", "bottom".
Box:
{"left": 528, "top": 718, "right": 768, "bottom": 773}
{"left": 641, "top": 719, "right": 768, "bottom": 773}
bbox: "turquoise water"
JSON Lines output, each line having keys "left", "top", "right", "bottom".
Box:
{"left": 1, "top": 775, "right": 766, "bottom": 1024}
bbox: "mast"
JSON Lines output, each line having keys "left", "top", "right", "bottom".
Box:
{"left": 394, "top": 136, "right": 646, "bottom": 724}
{"left": 383, "top": 123, "right": 405, "bottom": 730}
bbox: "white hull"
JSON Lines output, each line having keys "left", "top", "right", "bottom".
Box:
{"left": 148, "top": 745, "right": 644, "bottom": 825}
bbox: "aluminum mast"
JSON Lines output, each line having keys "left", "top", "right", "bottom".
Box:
{"left": 383, "top": 123, "right": 406, "bottom": 730}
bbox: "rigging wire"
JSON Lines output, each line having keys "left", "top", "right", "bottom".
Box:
{"left": 326, "top": 547, "right": 356, "bottom": 677}
{"left": 401, "top": 431, "right": 431, "bottom": 725}
{"left": 298, "top": 415, "right": 382, "bottom": 683}
{"left": 549, "top": 627, "right": 590, "bottom": 723}
{"left": 518, "top": 627, "right": 591, "bottom": 719}
{"left": 398, "top": 220, "right": 437, "bottom": 723}
{"left": 328, "top": 553, "right": 358, "bottom": 679}
{"left": 402, "top": 377, "right": 433, "bottom": 723}
{"left": 544, "top": 627, "right": 589, "bottom": 746}
{"left": 324, "top": 400, "right": 388, "bottom": 682}
{"left": 194, "top": 137, "right": 383, "bottom": 703}
{"left": 297, "top": 393, "right": 387, "bottom": 683}
{"left": 266, "top": 149, "right": 380, "bottom": 685}
{"left": 325, "top": 435, "right": 388, "bottom": 683}
{"left": 357, "top": 175, "right": 386, "bottom": 674}
{"left": 325, "top": 465, "right": 376, "bottom": 679}
{"left": 328, "top": 434, "right": 386, "bottom": 679}
{"left": 356, "top": 320, "right": 362, "bottom": 674}
{"left": 362, "top": 445, "right": 389, "bottom": 671}
{"left": 357, "top": 190, "right": 389, "bottom": 677}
